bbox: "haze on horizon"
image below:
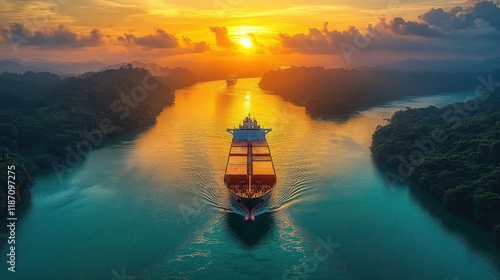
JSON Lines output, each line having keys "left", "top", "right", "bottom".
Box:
{"left": 0, "top": 0, "right": 500, "bottom": 68}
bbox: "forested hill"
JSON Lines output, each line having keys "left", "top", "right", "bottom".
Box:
{"left": 259, "top": 67, "right": 493, "bottom": 115}
{"left": 0, "top": 66, "right": 177, "bottom": 218}
{"left": 371, "top": 88, "right": 500, "bottom": 239}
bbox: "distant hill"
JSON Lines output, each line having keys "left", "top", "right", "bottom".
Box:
{"left": 369, "top": 57, "right": 500, "bottom": 73}
{"left": 20, "top": 58, "right": 108, "bottom": 75}
{"left": 0, "top": 59, "right": 108, "bottom": 75}
{"left": 100, "top": 60, "right": 171, "bottom": 76}
{"left": 101, "top": 59, "right": 275, "bottom": 82}
{"left": 0, "top": 60, "right": 55, "bottom": 74}
{"left": 187, "top": 59, "right": 275, "bottom": 81}
{"left": 0, "top": 58, "right": 275, "bottom": 81}
{"left": 102, "top": 60, "right": 201, "bottom": 90}
{"left": 0, "top": 59, "right": 201, "bottom": 89}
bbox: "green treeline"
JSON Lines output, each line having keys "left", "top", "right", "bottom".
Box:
{"left": 371, "top": 87, "right": 500, "bottom": 239}
{"left": 0, "top": 66, "right": 177, "bottom": 217}
{"left": 259, "top": 67, "right": 485, "bottom": 114}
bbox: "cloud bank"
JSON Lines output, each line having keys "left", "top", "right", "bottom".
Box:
{"left": 117, "top": 28, "right": 179, "bottom": 49}
{"left": 273, "top": 0, "right": 500, "bottom": 57}
{"left": 0, "top": 1, "right": 499, "bottom": 60}
{"left": 0, "top": 24, "right": 211, "bottom": 53}
{"left": 0, "top": 23, "right": 104, "bottom": 48}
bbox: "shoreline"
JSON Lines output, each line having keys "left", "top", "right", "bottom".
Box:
{"left": 371, "top": 88, "right": 500, "bottom": 241}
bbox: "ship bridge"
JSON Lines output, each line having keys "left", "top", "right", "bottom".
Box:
{"left": 227, "top": 114, "right": 271, "bottom": 142}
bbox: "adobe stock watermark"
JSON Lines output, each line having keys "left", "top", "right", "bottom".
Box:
{"left": 382, "top": 73, "right": 500, "bottom": 188}
{"left": 339, "top": 0, "right": 403, "bottom": 64}
{"left": 111, "top": 267, "right": 135, "bottom": 280}
{"left": 51, "top": 66, "right": 170, "bottom": 183}
{"left": 213, "top": 0, "right": 245, "bottom": 18}
{"left": 269, "top": 105, "right": 297, "bottom": 133}
{"left": 6, "top": 0, "right": 73, "bottom": 53}
{"left": 282, "top": 235, "right": 341, "bottom": 280}
{"left": 178, "top": 196, "right": 207, "bottom": 224}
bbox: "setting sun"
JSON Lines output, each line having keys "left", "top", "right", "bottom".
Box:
{"left": 239, "top": 37, "right": 253, "bottom": 48}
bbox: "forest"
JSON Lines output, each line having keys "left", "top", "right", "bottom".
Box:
{"left": 0, "top": 66, "right": 178, "bottom": 217}
{"left": 371, "top": 87, "right": 500, "bottom": 239}
{"left": 259, "top": 67, "right": 494, "bottom": 115}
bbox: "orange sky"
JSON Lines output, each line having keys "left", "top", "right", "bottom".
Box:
{"left": 0, "top": 0, "right": 499, "bottom": 67}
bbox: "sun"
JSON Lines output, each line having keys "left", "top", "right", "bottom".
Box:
{"left": 239, "top": 37, "right": 253, "bottom": 48}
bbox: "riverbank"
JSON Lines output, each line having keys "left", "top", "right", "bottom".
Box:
{"left": 371, "top": 87, "right": 500, "bottom": 240}
{"left": 259, "top": 67, "right": 486, "bottom": 115}
{"left": 0, "top": 66, "right": 195, "bottom": 218}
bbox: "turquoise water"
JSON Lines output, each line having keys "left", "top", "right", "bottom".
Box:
{"left": 1, "top": 78, "right": 499, "bottom": 280}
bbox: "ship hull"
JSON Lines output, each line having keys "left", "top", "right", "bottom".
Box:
{"left": 228, "top": 191, "right": 272, "bottom": 222}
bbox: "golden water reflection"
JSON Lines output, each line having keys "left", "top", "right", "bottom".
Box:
{"left": 129, "top": 78, "right": 392, "bottom": 211}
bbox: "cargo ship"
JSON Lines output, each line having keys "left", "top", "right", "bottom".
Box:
{"left": 225, "top": 114, "right": 276, "bottom": 222}
{"left": 226, "top": 74, "right": 237, "bottom": 85}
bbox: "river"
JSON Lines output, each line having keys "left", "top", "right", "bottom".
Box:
{"left": 1, "top": 78, "right": 499, "bottom": 280}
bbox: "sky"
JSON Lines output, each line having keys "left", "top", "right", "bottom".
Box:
{"left": 0, "top": 0, "right": 500, "bottom": 67}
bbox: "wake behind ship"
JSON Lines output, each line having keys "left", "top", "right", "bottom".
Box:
{"left": 224, "top": 114, "right": 276, "bottom": 222}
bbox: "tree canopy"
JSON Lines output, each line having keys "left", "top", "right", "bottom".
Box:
{"left": 259, "top": 67, "right": 496, "bottom": 115}
{"left": 0, "top": 67, "right": 176, "bottom": 217}
{"left": 371, "top": 88, "right": 500, "bottom": 239}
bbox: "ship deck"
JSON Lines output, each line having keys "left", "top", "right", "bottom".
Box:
{"left": 224, "top": 140, "right": 276, "bottom": 199}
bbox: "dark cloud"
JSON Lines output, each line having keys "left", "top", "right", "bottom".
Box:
{"left": 377, "top": 17, "right": 442, "bottom": 37}
{"left": 273, "top": 1, "right": 500, "bottom": 56}
{"left": 0, "top": 24, "right": 207, "bottom": 52}
{"left": 419, "top": 0, "right": 500, "bottom": 30}
{"left": 418, "top": 8, "right": 451, "bottom": 28}
{"left": 0, "top": 23, "right": 103, "bottom": 48}
{"left": 209, "top": 26, "right": 234, "bottom": 48}
{"left": 273, "top": 23, "right": 367, "bottom": 54}
{"left": 182, "top": 37, "right": 210, "bottom": 53}
{"left": 118, "top": 28, "right": 179, "bottom": 49}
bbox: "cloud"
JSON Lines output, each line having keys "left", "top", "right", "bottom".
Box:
{"left": 0, "top": 23, "right": 104, "bottom": 48}
{"left": 117, "top": 28, "right": 179, "bottom": 49}
{"left": 272, "top": 1, "right": 500, "bottom": 56}
{"left": 419, "top": 0, "right": 500, "bottom": 30}
{"left": 247, "top": 33, "right": 266, "bottom": 54}
{"left": 117, "top": 29, "right": 210, "bottom": 52}
{"left": 272, "top": 22, "right": 366, "bottom": 54}
{"left": 375, "top": 17, "right": 443, "bottom": 37}
{"left": 209, "top": 26, "right": 234, "bottom": 48}
{"left": 182, "top": 37, "right": 210, "bottom": 53}
{"left": 0, "top": 23, "right": 208, "bottom": 53}
{"left": 418, "top": 8, "right": 451, "bottom": 28}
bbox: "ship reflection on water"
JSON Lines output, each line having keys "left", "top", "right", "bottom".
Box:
{"left": 224, "top": 212, "right": 274, "bottom": 247}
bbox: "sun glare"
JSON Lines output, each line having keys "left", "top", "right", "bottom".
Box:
{"left": 239, "top": 37, "right": 253, "bottom": 48}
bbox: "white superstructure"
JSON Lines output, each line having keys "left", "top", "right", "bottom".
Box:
{"left": 227, "top": 114, "right": 271, "bottom": 142}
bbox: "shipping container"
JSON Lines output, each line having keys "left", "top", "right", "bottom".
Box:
{"left": 252, "top": 156, "right": 272, "bottom": 161}
{"left": 226, "top": 164, "right": 247, "bottom": 175}
{"left": 252, "top": 146, "right": 270, "bottom": 155}
{"left": 252, "top": 161, "right": 275, "bottom": 175}
{"left": 251, "top": 141, "right": 268, "bottom": 147}
{"left": 228, "top": 155, "right": 247, "bottom": 165}
{"left": 230, "top": 146, "right": 248, "bottom": 155}
{"left": 231, "top": 141, "right": 248, "bottom": 147}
